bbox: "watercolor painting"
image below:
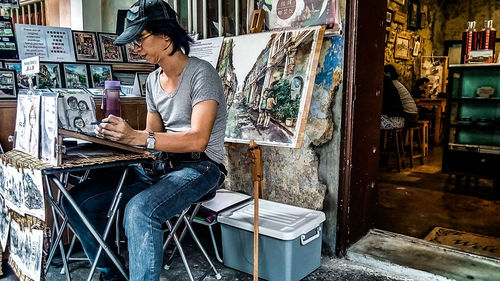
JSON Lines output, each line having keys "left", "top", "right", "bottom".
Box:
{"left": 217, "top": 26, "right": 324, "bottom": 147}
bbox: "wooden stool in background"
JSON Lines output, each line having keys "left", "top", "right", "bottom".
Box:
{"left": 417, "top": 120, "right": 429, "bottom": 158}
{"left": 381, "top": 128, "right": 406, "bottom": 172}
{"left": 405, "top": 125, "right": 425, "bottom": 168}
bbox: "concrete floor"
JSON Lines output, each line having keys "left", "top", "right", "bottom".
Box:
{"left": 0, "top": 246, "right": 413, "bottom": 281}
{"left": 377, "top": 146, "right": 500, "bottom": 239}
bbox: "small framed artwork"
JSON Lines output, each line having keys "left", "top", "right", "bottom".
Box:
{"left": 89, "top": 64, "right": 113, "bottom": 88}
{"left": 124, "top": 43, "right": 149, "bottom": 63}
{"left": 392, "top": 0, "right": 405, "bottom": 5}
{"left": 63, "top": 63, "right": 89, "bottom": 88}
{"left": 37, "top": 63, "right": 62, "bottom": 88}
{"left": 136, "top": 72, "right": 150, "bottom": 97}
{"left": 393, "top": 11, "right": 407, "bottom": 25}
{"left": 97, "top": 33, "right": 124, "bottom": 62}
{"left": 113, "top": 71, "right": 136, "bottom": 86}
{"left": 386, "top": 10, "right": 393, "bottom": 26}
{"left": 0, "top": 69, "right": 17, "bottom": 99}
{"left": 5, "top": 61, "right": 36, "bottom": 89}
{"left": 394, "top": 34, "right": 410, "bottom": 60}
{"left": 72, "top": 31, "right": 100, "bottom": 61}
{"left": 413, "top": 40, "right": 421, "bottom": 56}
{"left": 408, "top": 0, "right": 421, "bottom": 30}
{"left": 388, "top": 30, "right": 397, "bottom": 43}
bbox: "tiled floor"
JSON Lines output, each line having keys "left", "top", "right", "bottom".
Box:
{"left": 377, "top": 146, "right": 500, "bottom": 239}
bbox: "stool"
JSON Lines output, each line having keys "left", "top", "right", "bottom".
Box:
{"left": 162, "top": 188, "right": 222, "bottom": 281}
{"left": 381, "top": 128, "right": 406, "bottom": 172}
{"left": 417, "top": 120, "right": 429, "bottom": 158}
{"left": 405, "top": 125, "right": 425, "bottom": 168}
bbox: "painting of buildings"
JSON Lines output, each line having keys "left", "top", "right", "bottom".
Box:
{"left": 63, "top": 64, "right": 89, "bottom": 88}
{"left": 37, "top": 63, "right": 61, "bottom": 88}
{"left": 218, "top": 26, "right": 324, "bottom": 147}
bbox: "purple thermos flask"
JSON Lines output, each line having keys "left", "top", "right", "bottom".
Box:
{"left": 102, "top": 81, "right": 121, "bottom": 117}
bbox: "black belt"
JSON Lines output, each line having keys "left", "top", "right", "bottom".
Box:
{"left": 167, "top": 152, "right": 227, "bottom": 175}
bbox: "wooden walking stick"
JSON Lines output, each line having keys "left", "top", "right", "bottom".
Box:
{"left": 248, "top": 140, "right": 263, "bottom": 281}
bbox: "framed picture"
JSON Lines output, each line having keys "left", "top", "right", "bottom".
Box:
{"left": 72, "top": 31, "right": 100, "bottom": 61}
{"left": 113, "top": 71, "right": 136, "bottom": 86}
{"left": 16, "top": 25, "right": 76, "bottom": 61}
{"left": 408, "top": 0, "right": 421, "bottom": 30}
{"left": 420, "top": 56, "right": 449, "bottom": 94}
{"left": 0, "top": 17, "right": 19, "bottom": 60}
{"left": 413, "top": 40, "right": 420, "bottom": 56}
{"left": 97, "top": 33, "right": 124, "bottom": 62}
{"left": 5, "top": 61, "right": 36, "bottom": 89}
{"left": 392, "top": 0, "right": 405, "bottom": 5}
{"left": 386, "top": 10, "right": 393, "bottom": 26}
{"left": 124, "top": 43, "right": 149, "bottom": 63}
{"left": 37, "top": 63, "right": 62, "bottom": 88}
{"left": 58, "top": 91, "right": 97, "bottom": 134}
{"left": 136, "top": 72, "right": 150, "bottom": 97}
{"left": 393, "top": 11, "right": 407, "bottom": 24}
{"left": 394, "top": 34, "right": 410, "bottom": 59}
{"left": 63, "top": 63, "right": 89, "bottom": 88}
{"left": 0, "top": 0, "right": 19, "bottom": 8}
{"left": 388, "top": 30, "right": 397, "bottom": 43}
{"left": 0, "top": 69, "right": 17, "bottom": 99}
{"left": 89, "top": 64, "right": 113, "bottom": 88}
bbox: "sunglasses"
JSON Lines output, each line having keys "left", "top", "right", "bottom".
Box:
{"left": 132, "top": 32, "right": 152, "bottom": 47}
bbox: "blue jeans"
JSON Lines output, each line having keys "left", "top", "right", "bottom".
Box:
{"left": 62, "top": 160, "right": 224, "bottom": 281}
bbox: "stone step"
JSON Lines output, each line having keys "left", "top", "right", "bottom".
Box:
{"left": 347, "top": 229, "right": 500, "bottom": 281}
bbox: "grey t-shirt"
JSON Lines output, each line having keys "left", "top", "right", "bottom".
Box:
{"left": 145, "top": 57, "right": 227, "bottom": 163}
{"left": 393, "top": 80, "right": 418, "bottom": 114}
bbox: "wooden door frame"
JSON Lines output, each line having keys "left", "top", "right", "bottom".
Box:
{"left": 336, "top": 0, "right": 387, "bottom": 256}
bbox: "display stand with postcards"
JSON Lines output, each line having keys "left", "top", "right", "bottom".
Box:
{"left": 2, "top": 84, "right": 154, "bottom": 280}
{"left": 0, "top": 18, "right": 154, "bottom": 281}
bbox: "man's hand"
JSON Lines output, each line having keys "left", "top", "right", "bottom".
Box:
{"left": 95, "top": 115, "right": 138, "bottom": 145}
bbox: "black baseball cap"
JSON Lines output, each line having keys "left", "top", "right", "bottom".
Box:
{"left": 114, "top": 0, "right": 177, "bottom": 45}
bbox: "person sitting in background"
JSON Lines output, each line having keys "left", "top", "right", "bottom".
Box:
{"left": 384, "top": 65, "right": 418, "bottom": 128}
{"left": 411, "top": 77, "right": 431, "bottom": 98}
{"left": 381, "top": 69, "right": 405, "bottom": 129}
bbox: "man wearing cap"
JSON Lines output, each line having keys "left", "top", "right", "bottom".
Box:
{"left": 62, "top": 1, "right": 227, "bottom": 280}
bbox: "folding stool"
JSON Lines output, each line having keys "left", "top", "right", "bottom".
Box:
{"left": 162, "top": 188, "right": 222, "bottom": 281}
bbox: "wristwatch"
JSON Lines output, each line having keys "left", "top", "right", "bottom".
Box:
{"left": 146, "top": 131, "right": 156, "bottom": 150}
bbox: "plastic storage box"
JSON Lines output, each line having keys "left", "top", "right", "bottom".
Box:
{"left": 218, "top": 199, "right": 325, "bottom": 281}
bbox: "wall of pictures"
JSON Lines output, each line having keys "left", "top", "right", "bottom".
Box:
{"left": 385, "top": 0, "right": 444, "bottom": 90}
{"left": 0, "top": 21, "right": 153, "bottom": 100}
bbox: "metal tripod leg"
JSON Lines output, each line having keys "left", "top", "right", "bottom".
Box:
{"left": 86, "top": 167, "right": 129, "bottom": 281}
{"left": 183, "top": 216, "right": 221, "bottom": 279}
{"left": 166, "top": 221, "right": 195, "bottom": 281}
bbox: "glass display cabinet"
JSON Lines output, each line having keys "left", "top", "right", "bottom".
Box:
{"left": 443, "top": 64, "right": 500, "bottom": 179}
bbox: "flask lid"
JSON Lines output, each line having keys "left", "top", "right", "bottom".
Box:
{"left": 105, "top": 81, "right": 121, "bottom": 88}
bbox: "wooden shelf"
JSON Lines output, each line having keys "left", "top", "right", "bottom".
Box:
{"left": 112, "top": 63, "right": 155, "bottom": 72}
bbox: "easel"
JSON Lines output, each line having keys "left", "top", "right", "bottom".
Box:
{"left": 248, "top": 140, "right": 263, "bottom": 281}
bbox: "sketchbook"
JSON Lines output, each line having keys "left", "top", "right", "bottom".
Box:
{"left": 59, "top": 129, "right": 150, "bottom": 155}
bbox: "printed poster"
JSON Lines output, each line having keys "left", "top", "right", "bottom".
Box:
{"left": 15, "top": 24, "right": 76, "bottom": 62}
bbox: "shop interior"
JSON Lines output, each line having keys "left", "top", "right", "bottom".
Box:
{"left": 0, "top": 0, "right": 498, "bottom": 281}
{"left": 377, "top": 0, "right": 500, "bottom": 260}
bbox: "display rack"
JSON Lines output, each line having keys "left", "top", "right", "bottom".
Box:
{"left": 442, "top": 64, "right": 500, "bottom": 179}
